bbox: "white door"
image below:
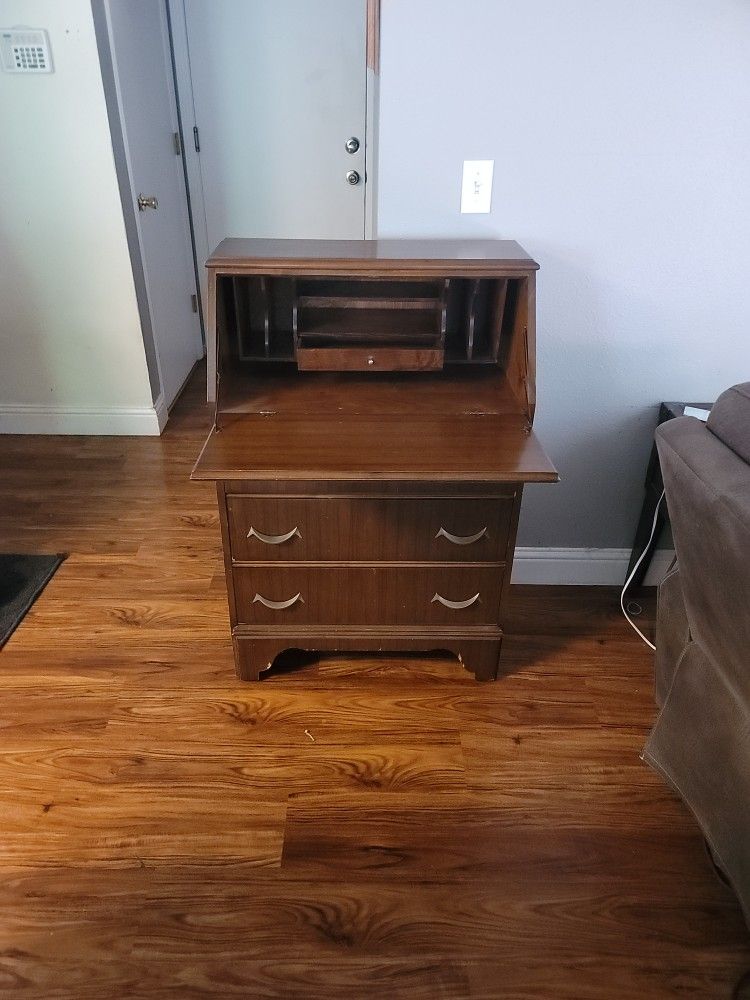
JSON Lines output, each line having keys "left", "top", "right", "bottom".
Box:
{"left": 104, "top": 0, "right": 203, "bottom": 410}
{"left": 179, "top": 0, "right": 368, "bottom": 251}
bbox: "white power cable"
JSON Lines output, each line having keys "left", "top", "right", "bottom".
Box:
{"left": 620, "top": 489, "right": 666, "bottom": 652}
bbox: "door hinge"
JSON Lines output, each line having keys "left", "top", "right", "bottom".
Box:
{"left": 190, "top": 293, "right": 198, "bottom": 313}
{"left": 192, "top": 126, "right": 201, "bottom": 152}
{"left": 172, "top": 131, "right": 182, "bottom": 155}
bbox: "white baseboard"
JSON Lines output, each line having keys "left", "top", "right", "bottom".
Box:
{"left": 511, "top": 547, "right": 675, "bottom": 586}
{"left": 0, "top": 401, "right": 163, "bottom": 435}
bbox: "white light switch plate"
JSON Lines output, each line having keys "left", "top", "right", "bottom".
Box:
{"left": 461, "top": 159, "right": 493, "bottom": 214}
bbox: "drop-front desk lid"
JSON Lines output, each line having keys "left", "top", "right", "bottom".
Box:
{"left": 191, "top": 412, "right": 558, "bottom": 483}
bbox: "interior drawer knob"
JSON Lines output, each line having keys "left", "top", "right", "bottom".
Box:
{"left": 252, "top": 592, "right": 304, "bottom": 610}
{"left": 435, "top": 527, "right": 488, "bottom": 545}
{"left": 247, "top": 526, "right": 301, "bottom": 545}
{"left": 432, "top": 592, "right": 481, "bottom": 610}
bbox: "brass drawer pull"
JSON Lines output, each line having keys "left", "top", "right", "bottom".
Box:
{"left": 435, "top": 526, "right": 488, "bottom": 545}
{"left": 247, "top": 526, "right": 301, "bottom": 545}
{"left": 252, "top": 592, "right": 303, "bottom": 610}
{"left": 432, "top": 592, "right": 481, "bottom": 610}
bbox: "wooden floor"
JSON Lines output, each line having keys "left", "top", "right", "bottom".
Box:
{"left": 0, "top": 368, "right": 748, "bottom": 999}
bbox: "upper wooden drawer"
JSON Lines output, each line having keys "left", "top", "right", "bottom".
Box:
{"left": 226, "top": 494, "right": 515, "bottom": 563}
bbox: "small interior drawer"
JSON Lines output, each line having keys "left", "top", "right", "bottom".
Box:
{"left": 295, "top": 346, "right": 444, "bottom": 372}
{"left": 226, "top": 494, "right": 515, "bottom": 563}
{"left": 232, "top": 565, "right": 504, "bottom": 627}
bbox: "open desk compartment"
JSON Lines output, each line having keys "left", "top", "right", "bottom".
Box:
{"left": 217, "top": 273, "right": 524, "bottom": 379}
{"left": 294, "top": 278, "right": 447, "bottom": 372}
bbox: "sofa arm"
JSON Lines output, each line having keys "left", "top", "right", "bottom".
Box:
{"left": 656, "top": 416, "right": 750, "bottom": 692}
{"left": 655, "top": 565, "right": 689, "bottom": 706}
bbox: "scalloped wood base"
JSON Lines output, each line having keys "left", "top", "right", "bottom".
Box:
{"left": 233, "top": 628, "right": 502, "bottom": 682}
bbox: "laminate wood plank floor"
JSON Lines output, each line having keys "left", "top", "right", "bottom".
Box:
{"left": 0, "top": 367, "right": 747, "bottom": 999}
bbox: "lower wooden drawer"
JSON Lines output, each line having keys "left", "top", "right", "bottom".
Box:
{"left": 231, "top": 565, "right": 504, "bottom": 627}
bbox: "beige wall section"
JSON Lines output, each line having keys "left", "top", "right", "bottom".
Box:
{"left": 0, "top": 0, "right": 159, "bottom": 434}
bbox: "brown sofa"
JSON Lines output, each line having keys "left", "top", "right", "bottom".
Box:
{"left": 644, "top": 382, "right": 750, "bottom": 925}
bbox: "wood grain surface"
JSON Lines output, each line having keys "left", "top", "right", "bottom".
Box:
{"left": 207, "top": 237, "right": 539, "bottom": 274}
{"left": 217, "top": 366, "right": 526, "bottom": 416}
{"left": 192, "top": 414, "right": 557, "bottom": 482}
{"left": 0, "top": 366, "right": 747, "bottom": 998}
{"left": 225, "top": 493, "right": 513, "bottom": 563}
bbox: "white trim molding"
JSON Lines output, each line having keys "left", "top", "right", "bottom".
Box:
{"left": 511, "top": 547, "right": 675, "bottom": 586}
{"left": 153, "top": 392, "right": 169, "bottom": 433}
{"left": 0, "top": 402, "right": 164, "bottom": 436}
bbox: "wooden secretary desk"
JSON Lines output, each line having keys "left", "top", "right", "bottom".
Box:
{"left": 192, "top": 239, "right": 557, "bottom": 681}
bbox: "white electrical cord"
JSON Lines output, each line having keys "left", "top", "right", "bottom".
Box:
{"left": 620, "top": 489, "right": 666, "bottom": 651}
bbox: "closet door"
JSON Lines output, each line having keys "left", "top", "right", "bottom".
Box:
{"left": 103, "top": 0, "right": 204, "bottom": 410}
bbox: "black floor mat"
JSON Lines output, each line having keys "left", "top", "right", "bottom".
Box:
{"left": 0, "top": 554, "right": 64, "bottom": 647}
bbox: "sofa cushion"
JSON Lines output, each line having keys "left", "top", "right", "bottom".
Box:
{"left": 707, "top": 382, "right": 750, "bottom": 464}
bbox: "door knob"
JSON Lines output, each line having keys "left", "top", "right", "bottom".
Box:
{"left": 345, "top": 136, "right": 360, "bottom": 154}
{"left": 346, "top": 170, "right": 360, "bottom": 185}
{"left": 137, "top": 194, "right": 158, "bottom": 211}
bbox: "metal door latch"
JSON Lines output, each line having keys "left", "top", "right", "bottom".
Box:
{"left": 137, "top": 194, "right": 158, "bottom": 211}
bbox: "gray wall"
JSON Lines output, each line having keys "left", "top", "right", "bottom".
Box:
{"left": 377, "top": 0, "right": 750, "bottom": 548}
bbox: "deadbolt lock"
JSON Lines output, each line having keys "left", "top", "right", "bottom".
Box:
{"left": 346, "top": 170, "right": 360, "bottom": 185}
{"left": 345, "top": 136, "right": 360, "bottom": 154}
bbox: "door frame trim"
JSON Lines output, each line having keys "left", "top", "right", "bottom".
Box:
{"left": 364, "top": 0, "right": 380, "bottom": 240}
{"left": 166, "top": 0, "right": 212, "bottom": 318}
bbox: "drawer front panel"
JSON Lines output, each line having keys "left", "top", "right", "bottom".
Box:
{"left": 232, "top": 565, "right": 503, "bottom": 626}
{"left": 227, "top": 495, "right": 514, "bottom": 563}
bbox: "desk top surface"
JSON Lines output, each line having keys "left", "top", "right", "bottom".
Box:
{"left": 207, "top": 238, "right": 539, "bottom": 273}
